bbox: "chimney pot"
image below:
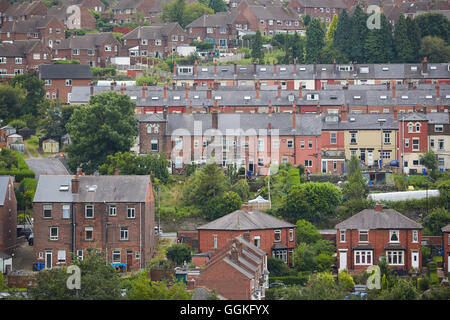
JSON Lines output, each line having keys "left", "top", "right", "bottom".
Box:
{"left": 375, "top": 203, "right": 383, "bottom": 211}
{"left": 71, "top": 175, "right": 79, "bottom": 194}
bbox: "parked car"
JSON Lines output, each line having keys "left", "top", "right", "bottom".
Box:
{"left": 154, "top": 226, "right": 163, "bottom": 234}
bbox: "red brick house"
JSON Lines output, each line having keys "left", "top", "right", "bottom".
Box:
{"left": 121, "top": 22, "right": 188, "bottom": 59}
{"left": 335, "top": 204, "right": 423, "bottom": 273}
{"left": 195, "top": 235, "right": 269, "bottom": 300}
{"left": 0, "top": 176, "right": 17, "bottom": 254}
{"left": 1, "top": 0, "right": 47, "bottom": 24}
{"left": 111, "top": 0, "right": 161, "bottom": 24}
{"left": 288, "top": 0, "right": 346, "bottom": 25}
{"left": 53, "top": 32, "right": 120, "bottom": 67}
{"left": 186, "top": 11, "right": 249, "bottom": 48}
{"left": 39, "top": 64, "right": 92, "bottom": 103}
{"left": 0, "top": 16, "right": 65, "bottom": 48}
{"left": 398, "top": 113, "right": 429, "bottom": 175}
{"left": 197, "top": 206, "right": 296, "bottom": 266}
{"left": 441, "top": 224, "right": 450, "bottom": 275}
{"left": 32, "top": 175, "right": 156, "bottom": 271}
{"left": 47, "top": 4, "right": 97, "bottom": 31}
{"left": 0, "top": 40, "right": 51, "bottom": 77}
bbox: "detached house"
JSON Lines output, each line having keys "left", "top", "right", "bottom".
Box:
{"left": 33, "top": 175, "right": 156, "bottom": 271}
{"left": 195, "top": 235, "right": 269, "bottom": 300}
{"left": 53, "top": 32, "right": 120, "bottom": 67}
{"left": 0, "top": 40, "right": 51, "bottom": 77}
{"left": 335, "top": 204, "right": 423, "bottom": 273}
{"left": 40, "top": 64, "right": 92, "bottom": 103}
{"left": 121, "top": 23, "right": 187, "bottom": 59}
{"left": 0, "top": 176, "right": 17, "bottom": 255}
{"left": 197, "top": 206, "right": 296, "bottom": 266}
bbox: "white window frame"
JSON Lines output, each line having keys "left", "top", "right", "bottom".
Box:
{"left": 412, "top": 230, "right": 418, "bottom": 243}
{"left": 57, "top": 250, "right": 66, "bottom": 263}
{"left": 274, "top": 229, "right": 281, "bottom": 242}
{"left": 109, "top": 205, "right": 117, "bottom": 216}
{"left": 389, "top": 230, "right": 400, "bottom": 243}
{"left": 127, "top": 206, "right": 135, "bottom": 219}
{"left": 213, "top": 234, "right": 218, "bottom": 249}
{"left": 120, "top": 227, "right": 129, "bottom": 240}
{"left": 289, "top": 229, "right": 294, "bottom": 242}
{"left": 85, "top": 205, "right": 94, "bottom": 218}
{"left": 85, "top": 227, "right": 93, "bottom": 240}
{"left": 340, "top": 229, "right": 346, "bottom": 243}
{"left": 354, "top": 250, "right": 373, "bottom": 266}
{"left": 49, "top": 226, "right": 58, "bottom": 240}
{"left": 43, "top": 204, "right": 52, "bottom": 218}
{"left": 62, "top": 204, "right": 70, "bottom": 219}
{"left": 387, "top": 250, "right": 404, "bottom": 266}
{"left": 358, "top": 230, "right": 369, "bottom": 242}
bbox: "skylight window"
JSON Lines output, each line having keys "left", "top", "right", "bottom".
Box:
{"left": 59, "top": 185, "right": 69, "bottom": 192}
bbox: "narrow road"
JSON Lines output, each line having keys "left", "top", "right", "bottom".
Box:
{"left": 26, "top": 157, "right": 70, "bottom": 180}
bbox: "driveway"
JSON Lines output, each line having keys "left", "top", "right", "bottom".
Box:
{"left": 11, "top": 241, "right": 34, "bottom": 272}
{"left": 26, "top": 157, "right": 70, "bottom": 180}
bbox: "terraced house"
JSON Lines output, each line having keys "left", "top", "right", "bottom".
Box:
{"left": 32, "top": 175, "right": 156, "bottom": 271}
{"left": 121, "top": 23, "right": 188, "bottom": 59}
{"left": 53, "top": 32, "right": 121, "bottom": 67}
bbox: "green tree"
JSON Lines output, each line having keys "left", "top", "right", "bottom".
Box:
{"left": 305, "top": 18, "right": 325, "bottom": 63}
{"left": 406, "top": 16, "right": 421, "bottom": 62}
{"left": 423, "top": 207, "right": 450, "bottom": 235}
{"left": 299, "top": 272, "right": 346, "bottom": 300}
{"left": 349, "top": 5, "right": 368, "bottom": 63}
{"left": 166, "top": 243, "right": 192, "bottom": 266}
{"left": 267, "top": 257, "right": 288, "bottom": 276}
{"left": 343, "top": 155, "right": 369, "bottom": 201}
{"left": 333, "top": 9, "right": 352, "bottom": 60}
{"left": 419, "top": 35, "right": 450, "bottom": 63}
{"left": 126, "top": 272, "right": 192, "bottom": 300}
{"left": 414, "top": 12, "right": 450, "bottom": 44}
{"left": 394, "top": 15, "right": 415, "bottom": 62}
{"left": 208, "top": 0, "right": 227, "bottom": 12}
{"left": 183, "top": 1, "right": 214, "bottom": 27}
{"left": 11, "top": 73, "right": 45, "bottom": 117}
{"left": 215, "top": 191, "right": 242, "bottom": 219}
{"left": 280, "top": 182, "right": 342, "bottom": 224}
{"left": 98, "top": 152, "right": 170, "bottom": 184}
{"left": 338, "top": 270, "right": 355, "bottom": 292}
{"left": 326, "top": 14, "right": 338, "bottom": 41}
{"left": 378, "top": 279, "right": 420, "bottom": 300}
{"left": 320, "top": 41, "right": 347, "bottom": 63}
{"left": 38, "top": 100, "right": 75, "bottom": 143}
{"left": 231, "top": 179, "right": 250, "bottom": 203}
{"left": 296, "top": 219, "right": 321, "bottom": 244}
{"left": 28, "top": 250, "right": 122, "bottom": 299}
{"left": 251, "top": 30, "right": 264, "bottom": 63}
{"left": 0, "top": 85, "right": 26, "bottom": 122}
{"left": 65, "top": 91, "right": 138, "bottom": 174}
{"left": 419, "top": 150, "right": 438, "bottom": 179}
{"left": 162, "top": 0, "right": 186, "bottom": 26}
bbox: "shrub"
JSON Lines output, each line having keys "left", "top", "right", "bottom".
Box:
{"left": 338, "top": 270, "right": 355, "bottom": 292}
{"left": 269, "top": 275, "right": 309, "bottom": 286}
{"left": 417, "top": 277, "right": 430, "bottom": 292}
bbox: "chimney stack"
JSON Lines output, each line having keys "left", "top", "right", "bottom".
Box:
{"left": 292, "top": 101, "right": 296, "bottom": 130}
{"left": 185, "top": 83, "right": 189, "bottom": 100}
{"left": 90, "top": 81, "right": 94, "bottom": 96}
{"left": 422, "top": 57, "right": 428, "bottom": 74}
{"left": 214, "top": 59, "right": 217, "bottom": 76}
{"left": 436, "top": 80, "right": 440, "bottom": 99}
{"left": 392, "top": 82, "right": 396, "bottom": 98}
{"left": 277, "top": 84, "right": 281, "bottom": 100}
{"left": 293, "top": 58, "right": 297, "bottom": 75}
{"left": 234, "top": 63, "right": 237, "bottom": 76}
{"left": 341, "top": 106, "right": 347, "bottom": 121}
{"left": 333, "top": 58, "right": 336, "bottom": 74}
{"left": 194, "top": 60, "right": 198, "bottom": 76}
{"left": 173, "top": 60, "right": 177, "bottom": 76}
{"left": 394, "top": 108, "right": 398, "bottom": 121}
{"left": 120, "top": 83, "right": 125, "bottom": 94}
{"left": 375, "top": 203, "right": 383, "bottom": 211}
{"left": 256, "top": 81, "right": 260, "bottom": 99}
{"left": 142, "top": 82, "right": 147, "bottom": 99}
{"left": 268, "top": 100, "right": 273, "bottom": 113}
{"left": 253, "top": 62, "right": 257, "bottom": 75}
{"left": 317, "top": 102, "right": 321, "bottom": 114}
{"left": 273, "top": 60, "right": 277, "bottom": 75}
{"left": 207, "top": 88, "right": 212, "bottom": 99}
{"left": 71, "top": 174, "right": 80, "bottom": 194}
{"left": 163, "top": 83, "right": 168, "bottom": 100}
{"left": 212, "top": 111, "right": 218, "bottom": 129}
{"left": 241, "top": 203, "right": 250, "bottom": 211}
{"left": 298, "top": 85, "right": 302, "bottom": 99}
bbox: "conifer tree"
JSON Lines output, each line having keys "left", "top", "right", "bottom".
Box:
{"left": 394, "top": 15, "right": 414, "bottom": 62}
{"left": 333, "top": 9, "right": 352, "bottom": 60}
{"left": 349, "top": 5, "right": 368, "bottom": 63}
{"left": 305, "top": 18, "right": 325, "bottom": 63}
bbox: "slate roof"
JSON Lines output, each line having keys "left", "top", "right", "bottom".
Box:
{"left": 322, "top": 113, "right": 398, "bottom": 130}
{"left": 54, "top": 32, "right": 119, "bottom": 50}
{"left": 247, "top": 5, "right": 298, "bottom": 20}
{"left": 296, "top": 0, "right": 346, "bottom": 8}
{"left": 122, "top": 23, "right": 179, "bottom": 40}
{"left": 197, "top": 209, "right": 295, "bottom": 230}
{"left": 186, "top": 11, "right": 240, "bottom": 28}
{"left": 33, "top": 175, "right": 152, "bottom": 203}
{"left": 0, "top": 15, "right": 55, "bottom": 33}
{"left": 4, "top": 0, "right": 44, "bottom": 16}
{"left": 0, "top": 40, "right": 41, "bottom": 57}
{"left": 40, "top": 64, "right": 92, "bottom": 79}
{"left": 335, "top": 208, "right": 423, "bottom": 229}
{"left": 0, "top": 176, "right": 11, "bottom": 206}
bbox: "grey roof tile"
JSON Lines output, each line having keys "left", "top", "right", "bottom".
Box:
{"left": 335, "top": 208, "right": 423, "bottom": 229}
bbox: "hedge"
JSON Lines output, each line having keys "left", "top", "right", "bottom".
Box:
{"left": 269, "top": 275, "right": 309, "bottom": 286}
{"left": 0, "top": 169, "right": 35, "bottom": 182}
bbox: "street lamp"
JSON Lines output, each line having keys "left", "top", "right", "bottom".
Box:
{"left": 378, "top": 119, "right": 386, "bottom": 169}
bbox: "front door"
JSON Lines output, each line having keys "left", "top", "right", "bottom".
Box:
{"left": 339, "top": 250, "right": 347, "bottom": 271}
{"left": 412, "top": 251, "right": 419, "bottom": 269}
{"left": 45, "top": 251, "right": 52, "bottom": 269}
{"left": 127, "top": 250, "right": 133, "bottom": 268}
{"left": 322, "top": 160, "right": 327, "bottom": 173}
